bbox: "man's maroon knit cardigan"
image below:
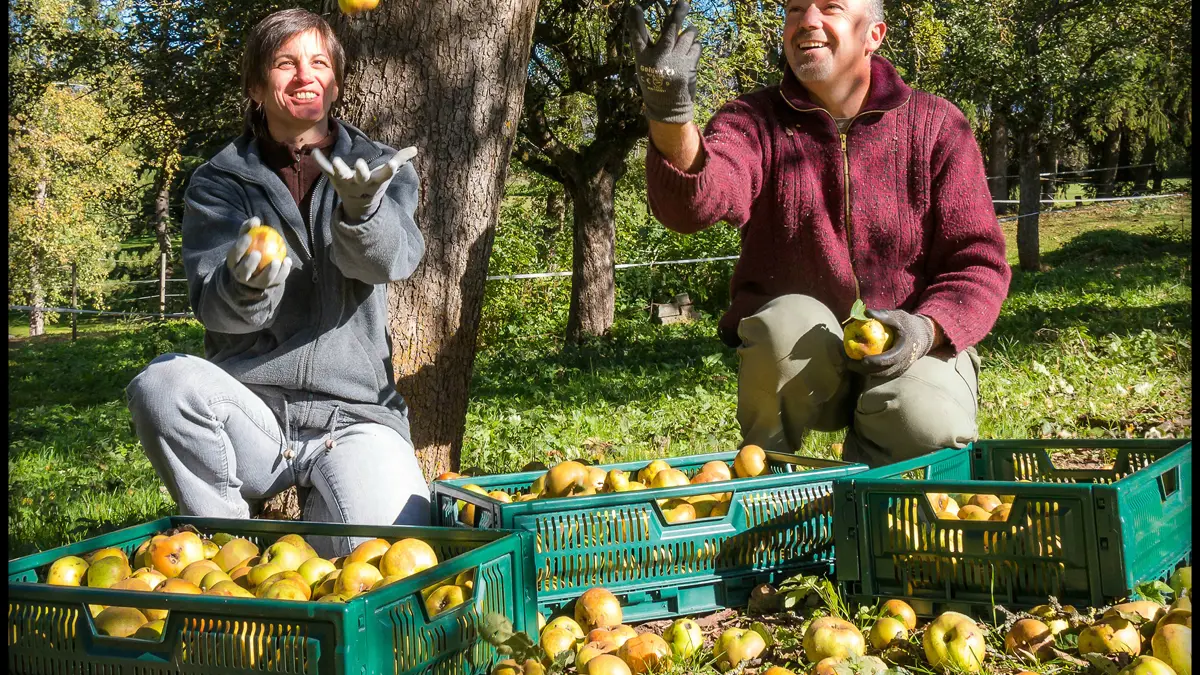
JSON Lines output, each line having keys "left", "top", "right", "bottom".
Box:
{"left": 646, "top": 55, "right": 1011, "bottom": 351}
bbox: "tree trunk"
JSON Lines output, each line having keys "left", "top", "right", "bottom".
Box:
{"left": 29, "top": 177, "right": 49, "bottom": 337}
{"left": 28, "top": 254, "right": 45, "bottom": 337}
{"left": 154, "top": 158, "right": 173, "bottom": 316}
{"left": 545, "top": 189, "right": 566, "bottom": 223}
{"left": 329, "top": 0, "right": 538, "bottom": 478}
{"left": 1096, "top": 128, "right": 1120, "bottom": 198}
{"left": 987, "top": 109, "right": 1010, "bottom": 214}
{"left": 1133, "top": 132, "right": 1155, "bottom": 194}
{"left": 1017, "top": 126, "right": 1042, "bottom": 272}
{"left": 1038, "top": 132, "right": 1057, "bottom": 203}
{"left": 565, "top": 169, "right": 617, "bottom": 343}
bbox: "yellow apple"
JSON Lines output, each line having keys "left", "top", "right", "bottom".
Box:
{"left": 923, "top": 612, "right": 986, "bottom": 672}
{"left": 242, "top": 225, "right": 287, "bottom": 275}
{"left": 1151, "top": 624, "right": 1190, "bottom": 675}
{"left": 662, "top": 618, "right": 703, "bottom": 659}
{"left": 575, "top": 587, "right": 623, "bottom": 632}
{"left": 733, "top": 444, "right": 768, "bottom": 478}
{"left": 637, "top": 460, "right": 671, "bottom": 485}
{"left": 379, "top": 538, "right": 438, "bottom": 579}
{"left": 1005, "top": 619, "right": 1055, "bottom": 663}
{"left": 804, "top": 617, "right": 865, "bottom": 663}
{"left": 714, "top": 627, "right": 767, "bottom": 672}
{"left": 47, "top": 556, "right": 89, "bottom": 586}
{"left": 844, "top": 318, "right": 894, "bottom": 359}
{"left": 338, "top": 0, "right": 380, "bottom": 15}
{"left": 869, "top": 616, "right": 908, "bottom": 649}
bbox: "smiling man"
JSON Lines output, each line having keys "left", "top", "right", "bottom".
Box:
{"left": 627, "top": 0, "right": 1011, "bottom": 466}
{"left": 126, "top": 9, "right": 429, "bottom": 555}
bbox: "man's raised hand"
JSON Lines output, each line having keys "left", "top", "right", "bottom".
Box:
{"left": 626, "top": 0, "right": 701, "bottom": 124}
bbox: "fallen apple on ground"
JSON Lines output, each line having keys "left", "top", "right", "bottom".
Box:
{"left": 923, "top": 612, "right": 987, "bottom": 673}
{"left": 804, "top": 616, "right": 865, "bottom": 663}
{"left": 714, "top": 627, "right": 768, "bottom": 672}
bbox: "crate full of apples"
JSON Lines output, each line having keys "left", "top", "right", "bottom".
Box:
{"left": 833, "top": 438, "right": 1192, "bottom": 618}
{"left": 8, "top": 516, "right": 539, "bottom": 674}
{"left": 430, "top": 447, "right": 868, "bottom": 623}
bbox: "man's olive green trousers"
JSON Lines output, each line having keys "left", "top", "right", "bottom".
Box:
{"left": 736, "top": 295, "right": 981, "bottom": 467}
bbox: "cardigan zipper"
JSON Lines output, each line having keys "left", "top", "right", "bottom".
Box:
{"left": 780, "top": 91, "right": 913, "bottom": 308}
{"left": 838, "top": 130, "right": 861, "bottom": 301}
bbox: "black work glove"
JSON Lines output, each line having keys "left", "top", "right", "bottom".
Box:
{"left": 847, "top": 309, "right": 936, "bottom": 379}
{"left": 626, "top": 0, "right": 701, "bottom": 124}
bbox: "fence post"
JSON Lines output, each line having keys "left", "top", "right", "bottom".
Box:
{"left": 70, "top": 262, "right": 78, "bottom": 341}
{"left": 159, "top": 252, "right": 167, "bottom": 320}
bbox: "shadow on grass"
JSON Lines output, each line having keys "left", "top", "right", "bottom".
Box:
{"left": 985, "top": 228, "right": 1191, "bottom": 351}
{"left": 8, "top": 321, "right": 204, "bottom": 410}
{"left": 470, "top": 326, "right": 736, "bottom": 406}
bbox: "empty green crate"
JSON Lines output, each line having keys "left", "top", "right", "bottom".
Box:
{"left": 8, "top": 516, "right": 539, "bottom": 675}
{"left": 430, "top": 450, "right": 866, "bottom": 622}
{"left": 833, "top": 439, "right": 1192, "bottom": 618}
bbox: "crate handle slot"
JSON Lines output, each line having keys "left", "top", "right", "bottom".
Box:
{"left": 419, "top": 565, "right": 480, "bottom": 623}
{"left": 1157, "top": 466, "right": 1180, "bottom": 501}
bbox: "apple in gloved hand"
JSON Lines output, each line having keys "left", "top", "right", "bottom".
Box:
{"left": 843, "top": 300, "right": 894, "bottom": 360}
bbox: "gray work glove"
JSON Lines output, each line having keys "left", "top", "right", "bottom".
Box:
{"left": 846, "top": 309, "right": 936, "bottom": 379}
{"left": 313, "top": 146, "right": 418, "bottom": 223}
{"left": 225, "top": 217, "right": 293, "bottom": 289}
{"left": 626, "top": 0, "right": 701, "bottom": 124}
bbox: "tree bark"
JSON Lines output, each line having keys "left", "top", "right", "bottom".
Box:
{"left": 565, "top": 169, "right": 617, "bottom": 342}
{"left": 545, "top": 189, "right": 566, "bottom": 223}
{"left": 1017, "top": 126, "right": 1042, "bottom": 272}
{"left": 154, "top": 156, "right": 173, "bottom": 316}
{"left": 1096, "top": 128, "right": 1121, "bottom": 198}
{"left": 29, "top": 177, "right": 49, "bottom": 337}
{"left": 987, "top": 108, "right": 1010, "bottom": 215}
{"left": 1132, "top": 131, "right": 1154, "bottom": 194}
{"left": 28, "top": 254, "right": 45, "bottom": 337}
{"left": 1038, "top": 131, "right": 1057, "bottom": 203}
{"left": 329, "top": 0, "right": 538, "bottom": 478}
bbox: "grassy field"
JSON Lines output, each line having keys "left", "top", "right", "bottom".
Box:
{"left": 7, "top": 195, "right": 1192, "bottom": 558}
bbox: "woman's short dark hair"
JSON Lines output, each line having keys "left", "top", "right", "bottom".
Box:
{"left": 241, "top": 9, "right": 346, "bottom": 138}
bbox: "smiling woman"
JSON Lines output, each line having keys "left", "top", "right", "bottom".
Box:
{"left": 240, "top": 10, "right": 346, "bottom": 146}
{"left": 123, "top": 8, "right": 430, "bottom": 558}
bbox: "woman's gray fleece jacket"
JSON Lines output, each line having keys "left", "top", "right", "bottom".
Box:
{"left": 181, "top": 120, "right": 424, "bottom": 443}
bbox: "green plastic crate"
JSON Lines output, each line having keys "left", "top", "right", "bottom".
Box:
{"left": 8, "top": 516, "right": 539, "bottom": 675}
{"left": 833, "top": 439, "right": 1192, "bottom": 619}
{"left": 430, "top": 450, "right": 867, "bottom": 622}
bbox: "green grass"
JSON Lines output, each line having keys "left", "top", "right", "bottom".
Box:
{"left": 7, "top": 197, "right": 1192, "bottom": 561}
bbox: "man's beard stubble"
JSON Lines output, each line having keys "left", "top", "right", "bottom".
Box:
{"left": 790, "top": 56, "right": 835, "bottom": 83}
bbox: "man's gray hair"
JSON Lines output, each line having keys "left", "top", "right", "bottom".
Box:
{"left": 866, "top": 0, "right": 884, "bottom": 24}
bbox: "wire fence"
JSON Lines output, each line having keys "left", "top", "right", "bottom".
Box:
{"left": 8, "top": 190, "right": 1190, "bottom": 327}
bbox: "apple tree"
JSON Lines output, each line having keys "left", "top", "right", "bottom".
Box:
{"left": 327, "top": 0, "right": 540, "bottom": 477}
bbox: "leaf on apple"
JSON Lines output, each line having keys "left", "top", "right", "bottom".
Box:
{"left": 1133, "top": 579, "right": 1175, "bottom": 605}
{"left": 551, "top": 645, "right": 575, "bottom": 671}
{"left": 1083, "top": 652, "right": 1122, "bottom": 675}
{"left": 1110, "top": 609, "right": 1148, "bottom": 625}
{"left": 1053, "top": 630, "right": 1079, "bottom": 651}
{"left": 848, "top": 298, "right": 870, "bottom": 323}
{"left": 749, "top": 621, "right": 775, "bottom": 648}
{"left": 480, "top": 613, "right": 515, "bottom": 646}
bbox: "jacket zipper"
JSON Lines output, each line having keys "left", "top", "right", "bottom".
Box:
{"left": 303, "top": 173, "right": 328, "bottom": 391}
{"left": 308, "top": 175, "right": 325, "bottom": 284}
{"left": 838, "top": 130, "right": 860, "bottom": 301}
{"left": 780, "top": 91, "right": 913, "bottom": 306}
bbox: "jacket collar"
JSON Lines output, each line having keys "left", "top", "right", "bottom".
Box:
{"left": 779, "top": 54, "right": 912, "bottom": 115}
{"left": 208, "top": 118, "right": 385, "bottom": 184}
{"left": 204, "top": 118, "right": 388, "bottom": 234}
